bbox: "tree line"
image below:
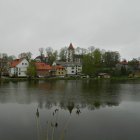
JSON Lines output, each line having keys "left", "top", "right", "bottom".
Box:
{"left": 0, "top": 46, "right": 140, "bottom": 77}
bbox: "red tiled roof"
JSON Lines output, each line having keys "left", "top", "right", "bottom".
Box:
{"left": 68, "top": 43, "right": 74, "bottom": 50}
{"left": 52, "top": 65, "right": 64, "bottom": 70}
{"left": 10, "top": 59, "right": 22, "bottom": 67}
{"left": 35, "top": 62, "right": 51, "bottom": 70}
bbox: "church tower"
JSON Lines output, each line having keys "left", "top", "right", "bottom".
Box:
{"left": 66, "top": 43, "right": 75, "bottom": 62}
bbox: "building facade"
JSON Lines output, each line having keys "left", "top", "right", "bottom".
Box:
{"left": 55, "top": 61, "right": 82, "bottom": 77}
{"left": 51, "top": 65, "right": 66, "bottom": 77}
{"left": 35, "top": 62, "right": 51, "bottom": 77}
{"left": 9, "top": 58, "right": 29, "bottom": 77}
{"left": 56, "top": 43, "right": 83, "bottom": 76}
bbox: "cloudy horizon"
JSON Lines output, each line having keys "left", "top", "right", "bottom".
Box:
{"left": 0, "top": 0, "right": 140, "bottom": 60}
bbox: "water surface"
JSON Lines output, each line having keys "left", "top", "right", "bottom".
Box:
{"left": 0, "top": 80, "right": 140, "bottom": 140}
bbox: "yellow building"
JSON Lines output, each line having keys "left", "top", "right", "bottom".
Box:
{"left": 51, "top": 65, "right": 66, "bottom": 77}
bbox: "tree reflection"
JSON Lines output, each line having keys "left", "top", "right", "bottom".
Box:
{"left": 32, "top": 80, "right": 121, "bottom": 110}
{"left": 0, "top": 80, "right": 122, "bottom": 110}
{"left": 80, "top": 80, "right": 121, "bottom": 109}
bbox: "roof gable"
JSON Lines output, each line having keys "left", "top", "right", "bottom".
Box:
{"left": 10, "top": 59, "right": 23, "bottom": 67}
{"left": 68, "top": 43, "right": 74, "bottom": 50}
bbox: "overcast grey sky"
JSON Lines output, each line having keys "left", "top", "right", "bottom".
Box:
{"left": 0, "top": 0, "right": 140, "bottom": 59}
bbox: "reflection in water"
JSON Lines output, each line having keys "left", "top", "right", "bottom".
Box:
{"left": 35, "top": 106, "right": 81, "bottom": 140}
{"left": 76, "top": 106, "right": 81, "bottom": 115}
{"left": 67, "top": 102, "right": 74, "bottom": 114}
{"left": 36, "top": 108, "right": 40, "bottom": 140}
{"left": 81, "top": 80, "right": 121, "bottom": 109}
{"left": 1, "top": 80, "right": 140, "bottom": 140}
{"left": 0, "top": 80, "right": 121, "bottom": 110}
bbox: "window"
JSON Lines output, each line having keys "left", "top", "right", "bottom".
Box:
{"left": 22, "top": 63, "right": 24, "bottom": 65}
{"left": 71, "top": 71, "right": 74, "bottom": 73}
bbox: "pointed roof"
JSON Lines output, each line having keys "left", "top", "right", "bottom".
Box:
{"left": 10, "top": 59, "right": 23, "bottom": 67}
{"left": 68, "top": 43, "right": 74, "bottom": 50}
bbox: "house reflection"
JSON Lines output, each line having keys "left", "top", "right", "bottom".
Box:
{"left": 0, "top": 80, "right": 121, "bottom": 110}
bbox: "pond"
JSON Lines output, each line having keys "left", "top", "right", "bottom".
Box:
{"left": 0, "top": 80, "right": 140, "bottom": 140}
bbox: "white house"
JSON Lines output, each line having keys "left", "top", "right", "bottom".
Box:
{"left": 53, "top": 43, "right": 82, "bottom": 77}
{"left": 65, "top": 63, "right": 82, "bottom": 76}
{"left": 9, "top": 58, "right": 29, "bottom": 77}
{"left": 55, "top": 61, "right": 82, "bottom": 77}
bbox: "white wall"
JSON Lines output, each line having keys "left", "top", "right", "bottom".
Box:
{"left": 9, "top": 67, "right": 16, "bottom": 77}
{"left": 9, "top": 59, "right": 29, "bottom": 77}
{"left": 16, "top": 59, "right": 29, "bottom": 77}
{"left": 66, "top": 65, "right": 82, "bottom": 75}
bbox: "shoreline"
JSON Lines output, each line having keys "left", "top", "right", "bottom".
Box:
{"left": 0, "top": 76, "right": 140, "bottom": 82}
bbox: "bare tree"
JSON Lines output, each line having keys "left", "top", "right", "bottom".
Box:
{"left": 88, "top": 46, "right": 95, "bottom": 54}
{"left": 81, "top": 48, "right": 87, "bottom": 55}
{"left": 39, "top": 48, "right": 44, "bottom": 56}
{"left": 75, "top": 47, "right": 81, "bottom": 54}
{"left": 18, "top": 52, "right": 32, "bottom": 60}
{"left": 0, "top": 53, "right": 8, "bottom": 77}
